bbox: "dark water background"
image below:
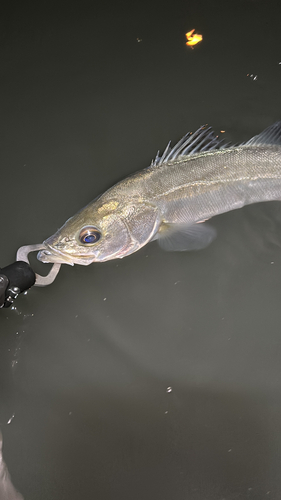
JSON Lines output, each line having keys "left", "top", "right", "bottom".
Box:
{"left": 1, "top": 0, "right": 281, "bottom": 498}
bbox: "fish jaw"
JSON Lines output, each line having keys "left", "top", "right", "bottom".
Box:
{"left": 37, "top": 246, "right": 76, "bottom": 265}
{"left": 37, "top": 235, "right": 94, "bottom": 266}
{"left": 37, "top": 234, "right": 140, "bottom": 265}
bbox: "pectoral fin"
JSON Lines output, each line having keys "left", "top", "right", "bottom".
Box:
{"left": 156, "top": 222, "right": 216, "bottom": 252}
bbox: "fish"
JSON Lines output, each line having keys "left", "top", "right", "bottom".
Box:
{"left": 37, "top": 121, "right": 281, "bottom": 266}
{"left": 0, "top": 431, "right": 24, "bottom": 500}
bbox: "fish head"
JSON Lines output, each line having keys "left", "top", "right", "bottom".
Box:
{"left": 37, "top": 196, "right": 160, "bottom": 265}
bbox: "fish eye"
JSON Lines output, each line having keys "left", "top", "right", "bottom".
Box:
{"left": 79, "top": 226, "right": 101, "bottom": 245}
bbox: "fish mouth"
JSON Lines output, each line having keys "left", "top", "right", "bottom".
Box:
{"left": 37, "top": 231, "right": 140, "bottom": 265}
{"left": 37, "top": 240, "right": 102, "bottom": 265}
{"left": 37, "top": 245, "right": 76, "bottom": 266}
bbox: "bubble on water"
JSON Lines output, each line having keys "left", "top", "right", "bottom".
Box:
{"left": 7, "top": 414, "right": 15, "bottom": 425}
{"left": 23, "top": 313, "right": 34, "bottom": 319}
{"left": 11, "top": 306, "right": 21, "bottom": 315}
{"left": 166, "top": 386, "right": 172, "bottom": 393}
{"left": 246, "top": 73, "right": 258, "bottom": 81}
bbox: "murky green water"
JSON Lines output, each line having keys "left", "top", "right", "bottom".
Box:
{"left": 1, "top": 1, "right": 281, "bottom": 498}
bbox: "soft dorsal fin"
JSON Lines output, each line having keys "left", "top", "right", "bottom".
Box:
{"left": 244, "top": 121, "right": 281, "bottom": 147}
{"left": 151, "top": 125, "right": 225, "bottom": 167}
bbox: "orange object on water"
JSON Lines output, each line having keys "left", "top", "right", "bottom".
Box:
{"left": 185, "top": 29, "right": 202, "bottom": 47}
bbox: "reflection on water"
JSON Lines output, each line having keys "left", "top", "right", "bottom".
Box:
{"left": 0, "top": 432, "right": 23, "bottom": 500}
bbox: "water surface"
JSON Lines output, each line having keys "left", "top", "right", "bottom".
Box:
{"left": 1, "top": 1, "right": 281, "bottom": 498}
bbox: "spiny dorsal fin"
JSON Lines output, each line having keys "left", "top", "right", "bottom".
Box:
{"left": 150, "top": 125, "right": 225, "bottom": 167}
{"left": 150, "top": 121, "right": 281, "bottom": 168}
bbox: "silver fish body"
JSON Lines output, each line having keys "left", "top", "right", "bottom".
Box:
{"left": 115, "top": 144, "right": 281, "bottom": 223}
{"left": 37, "top": 122, "right": 281, "bottom": 265}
